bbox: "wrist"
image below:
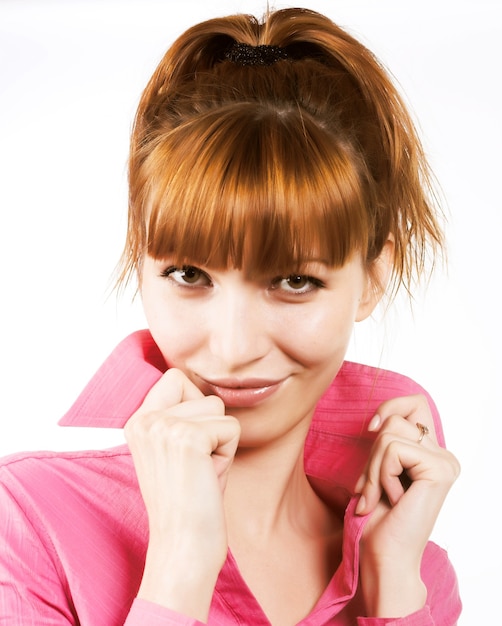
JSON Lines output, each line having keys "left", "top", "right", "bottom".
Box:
{"left": 360, "top": 563, "right": 427, "bottom": 618}
{"left": 137, "top": 541, "right": 224, "bottom": 622}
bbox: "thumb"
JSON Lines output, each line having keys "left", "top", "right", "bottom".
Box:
{"left": 139, "top": 368, "right": 205, "bottom": 412}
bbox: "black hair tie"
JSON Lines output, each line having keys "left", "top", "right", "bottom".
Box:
{"left": 224, "top": 42, "right": 288, "bottom": 66}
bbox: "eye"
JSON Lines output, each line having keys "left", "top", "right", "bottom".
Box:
{"left": 160, "top": 265, "right": 212, "bottom": 287}
{"left": 271, "top": 274, "right": 325, "bottom": 295}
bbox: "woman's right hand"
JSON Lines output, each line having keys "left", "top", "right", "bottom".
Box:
{"left": 124, "top": 368, "right": 241, "bottom": 622}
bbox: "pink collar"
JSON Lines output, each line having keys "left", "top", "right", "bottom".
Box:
{"left": 58, "top": 329, "right": 445, "bottom": 502}
{"left": 59, "top": 330, "right": 167, "bottom": 428}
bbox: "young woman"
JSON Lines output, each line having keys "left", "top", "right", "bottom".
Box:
{"left": 0, "top": 7, "right": 461, "bottom": 625}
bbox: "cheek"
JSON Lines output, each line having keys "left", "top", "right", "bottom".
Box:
{"left": 149, "top": 319, "right": 204, "bottom": 369}
{"left": 141, "top": 289, "right": 203, "bottom": 367}
{"left": 276, "top": 303, "right": 356, "bottom": 368}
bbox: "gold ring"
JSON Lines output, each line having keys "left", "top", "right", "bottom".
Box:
{"left": 416, "top": 422, "right": 429, "bottom": 443}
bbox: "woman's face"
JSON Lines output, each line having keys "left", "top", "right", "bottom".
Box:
{"left": 140, "top": 254, "right": 380, "bottom": 447}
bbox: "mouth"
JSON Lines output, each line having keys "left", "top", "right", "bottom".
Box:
{"left": 197, "top": 377, "right": 284, "bottom": 408}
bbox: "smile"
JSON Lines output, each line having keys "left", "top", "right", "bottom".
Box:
{"left": 198, "top": 377, "right": 284, "bottom": 408}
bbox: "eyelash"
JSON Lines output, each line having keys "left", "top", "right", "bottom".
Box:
{"left": 159, "top": 265, "right": 326, "bottom": 295}
{"left": 270, "top": 275, "right": 326, "bottom": 295}
{"left": 160, "top": 265, "right": 211, "bottom": 287}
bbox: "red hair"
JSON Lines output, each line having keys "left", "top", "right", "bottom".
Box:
{"left": 119, "top": 8, "right": 444, "bottom": 294}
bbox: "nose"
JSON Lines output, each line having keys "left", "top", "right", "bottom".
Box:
{"left": 208, "top": 280, "right": 270, "bottom": 371}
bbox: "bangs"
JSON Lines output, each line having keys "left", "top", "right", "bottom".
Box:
{"left": 143, "top": 105, "right": 372, "bottom": 275}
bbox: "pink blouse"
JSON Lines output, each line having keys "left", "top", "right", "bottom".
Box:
{"left": 0, "top": 330, "right": 461, "bottom": 624}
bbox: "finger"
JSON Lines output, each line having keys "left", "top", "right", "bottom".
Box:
{"left": 378, "top": 440, "right": 421, "bottom": 506}
{"left": 373, "top": 413, "right": 436, "bottom": 449}
{"left": 159, "top": 397, "right": 226, "bottom": 421}
{"left": 356, "top": 414, "right": 437, "bottom": 514}
{"left": 165, "top": 416, "right": 240, "bottom": 460}
{"left": 153, "top": 416, "right": 241, "bottom": 486}
{"left": 127, "top": 413, "right": 241, "bottom": 498}
{"left": 139, "top": 368, "right": 205, "bottom": 412}
{"left": 124, "top": 396, "right": 226, "bottom": 445}
{"left": 355, "top": 438, "right": 397, "bottom": 512}
{"left": 358, "top": 433, "right": 458, "bottom": 516}
{"left": 357, "top": 436, "right": 419, "bottom": 514}
{"left": 373, "top": 394, "right": 437, "bottom": 444}
{"left": 356, "top": 413, "right": 433, "bottom": 494}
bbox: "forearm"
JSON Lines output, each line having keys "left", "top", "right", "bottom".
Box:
{"left": 124, "top": 372, "right": 240, "bottom": 623}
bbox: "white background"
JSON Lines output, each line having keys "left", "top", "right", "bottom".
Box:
{"left": 0, "top": 1, "right": 500, "bottom": 623}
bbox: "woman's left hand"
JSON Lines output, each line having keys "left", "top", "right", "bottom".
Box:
{"left": 355, "top": 394, "right": 460, "bottom": 617}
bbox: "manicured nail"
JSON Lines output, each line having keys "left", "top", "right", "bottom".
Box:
{"left": 368, "top": 414, "right": 381, "bottom": 431}
{"left": 355, "top": 494, "right": 366, "bottom": 515}
{"left": 355, "top": 474, "right": 366, "bottom": 493}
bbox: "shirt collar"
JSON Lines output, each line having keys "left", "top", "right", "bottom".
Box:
{"left": 59, "top": 330, "right": 359, "bottom": 504}
{"left": 59, "top": 330, "right": 167, "bottom": 428}
{"left": 59, "top": 329, "right": 444, "bottom": 501}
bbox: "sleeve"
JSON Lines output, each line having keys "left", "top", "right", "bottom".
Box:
{"left": 421, "top": 542, "right": 462, "bottom": 625}
{"left": 0, "top": 471, "right": 205, "bottom": 626}
{"left": 0, "top": 478, "right": 76, "bottom": 623}
{"left": 124, "top": 599, "right": 206, "bottom": 626}
{"left": 357, "top": 607, "right": 435, "bottom": 626}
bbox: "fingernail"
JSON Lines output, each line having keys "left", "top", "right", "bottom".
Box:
{"left": 355, "top": 494, "right": 366, "bottom": 515}
{"left": 368, "top": 414, "right": 381, "bottom": 432}
{"left": 355, "top": 474, "right": 365, "bottom": 493}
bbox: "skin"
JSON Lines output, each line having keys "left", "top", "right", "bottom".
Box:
{"left": 139, "top": 255, "right": 380, "bottom": 449}
{"left": 124, "top": 246, "right": 460, "bottom": 624}
{"left": 355, "top": 395, "right": 460, "bottom": 616}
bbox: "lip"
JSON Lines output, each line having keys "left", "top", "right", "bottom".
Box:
{"left": 198, "top": 377, "right": 284, "bottom": 408}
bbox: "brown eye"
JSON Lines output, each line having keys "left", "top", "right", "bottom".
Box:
{"left": 270, "top": 274, "right": 325, "bottom": 295}
{"left": 161, "top": 265, "right": 211, "bottom": 287}
{"left": 286, "top": 275, "right": 309, "bottom": 290}
{"left": 181, "top": 266, "right": 204, "bottom": 284}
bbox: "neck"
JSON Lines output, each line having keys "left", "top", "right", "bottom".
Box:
{"left": 224, "top": 434, "right": 330, "bottom": 541}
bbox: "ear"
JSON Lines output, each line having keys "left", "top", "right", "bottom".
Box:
{"left": 356, "top": 236, "right": 395, "bottom": 322}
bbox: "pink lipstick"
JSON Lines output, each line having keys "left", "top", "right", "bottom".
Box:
{"left": 198, "top": 377, "right": 284, "bottom": 408}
